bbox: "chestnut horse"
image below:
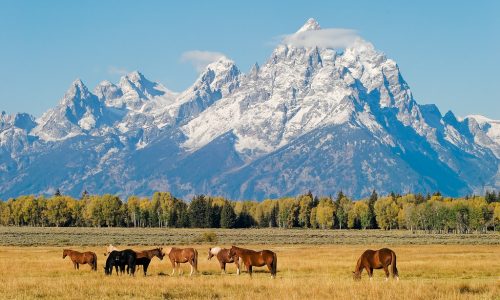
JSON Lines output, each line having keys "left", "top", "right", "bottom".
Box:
{"left": 163, "top": 247, "right": 198, "bottom": 276}
{"left": 208, "top": 247, "right": 242, "bottom": 274}
{"left": 229, "top": 246, "right": 277, "bottom": 278}
{"left": 353, "top": 248, "right": 399, "bottom": 281}
{"left": 62, "top": 249, "right": 97, "bottom": 271}
{"left": 135, "top": 248, "right": 164, "bottom": 276}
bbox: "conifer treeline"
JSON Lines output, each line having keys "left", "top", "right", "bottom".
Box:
{"left": 1, "top": 190, "right": 499, "bottom": 233}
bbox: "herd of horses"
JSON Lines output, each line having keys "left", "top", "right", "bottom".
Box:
{"left": 62, "top": 246, "right": 399, "bottom": 280}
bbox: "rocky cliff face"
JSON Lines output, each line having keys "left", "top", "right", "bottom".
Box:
{"left": 0, "top": 19, "right": 498, "bottom": 200}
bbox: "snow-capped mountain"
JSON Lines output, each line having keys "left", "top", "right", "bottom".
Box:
{"left": 0, "top": 19, "right": 498, "bottom": 200}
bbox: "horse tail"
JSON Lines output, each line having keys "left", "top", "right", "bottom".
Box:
{"left": 271, "top": 252, "right": 277, "bottom": 278}
{"left": 391, "top": 250, "right": 398, "bottom": 278}
{"left": 92, "top": 253, "right": 97, "bottom": 271}
{"left": 193, "top": 249, "right": 198, "bottom": 272}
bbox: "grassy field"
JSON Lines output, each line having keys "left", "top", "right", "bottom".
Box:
{"left": 0, "top": 228, "right": 498, "bottom": 299}
{"left": 1, "top": 227, "right": 499, "bottom": 246}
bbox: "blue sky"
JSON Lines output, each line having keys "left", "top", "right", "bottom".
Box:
{"left": 0, "top": 0, "right": 499, "bottom": 119}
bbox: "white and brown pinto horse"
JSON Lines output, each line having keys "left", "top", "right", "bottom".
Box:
{"left": 229, "top": 246, "right": 277, "bottom": 278}
{"left": 353, "top": 248, "right": 399, "bottom": 281}
{"left": 104, "top": 244, "right": 119, "bottom": 256}
{"left": 163, "top": 247, "right": 198, "bottom": 276}
{"left": 208, "top": 247, "right": 242, "bottom": 274}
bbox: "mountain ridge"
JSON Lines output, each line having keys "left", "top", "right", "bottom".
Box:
{"left": 1, "top": 18, "right": 498, "bottom": 200}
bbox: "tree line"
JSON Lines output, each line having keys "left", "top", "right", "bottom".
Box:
{"left": 1, "top": 190, "right": 499, "bottom": 233}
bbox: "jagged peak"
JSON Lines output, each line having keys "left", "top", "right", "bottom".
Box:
{"left": 204, "top": 56, "right": 237, "bottom": 72}
{"left": 123, "top": 70, "right": 144, "bottom": 82}
{"left": 297, "top": 18, "right": 321, "bottom": 33}
{"left": 60, "top": 79, "right": 92, "bottom": 105}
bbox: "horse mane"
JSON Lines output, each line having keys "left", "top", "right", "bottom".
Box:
{"left": 210, "top": 247, "right": 222, "bottom": 255}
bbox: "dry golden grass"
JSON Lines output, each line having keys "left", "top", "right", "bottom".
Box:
{"left": 0, "top": 244, "right": 498, "bottom": 299}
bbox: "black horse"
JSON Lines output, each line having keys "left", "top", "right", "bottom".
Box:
{"left": 104, "top": 249, "right": 137, "bottom": 276}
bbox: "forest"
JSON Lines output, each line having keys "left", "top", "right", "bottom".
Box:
{"left": 1, "top": 190, "right": 499, "bottom": 233}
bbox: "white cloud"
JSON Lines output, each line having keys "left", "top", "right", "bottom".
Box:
{"left": 181, "top": 50, "right": 226, "bottom": 72}
{"left": 282, "top": 28, "right": 359, "bottom": 49}
{"left": 107, "top": 66, "right": 129, "bottom": 76}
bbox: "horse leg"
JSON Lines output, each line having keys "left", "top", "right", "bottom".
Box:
{"left": 383, "top": 266, "right": 390, "bottom": 281}
{"left": 177, "top": 263, "right": 182, "bottom": 275}
{"left": 221, "top": 262, "right": 226, "bottom": 274}
{"left": 364, "top": 266, "right": 372, "bottom": 280}
{"left": 170, "top": 259, "right": 176, "bottom": 276}
{"left": 190, "top": 262, "right": 194, "bottom": 276}
{"left": 266, "top": 262, "right": 273, "bottom": 278}
{"left": 247, "top": 265, "right": 252, "bottom": 277}
{"left": 236, "top": 258, "right": 241, "bottom": 275}
{"left": 76, "top": 263, "right": 79, "bottom": 270}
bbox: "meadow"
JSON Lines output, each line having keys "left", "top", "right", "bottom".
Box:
{"left": 0, "top": 227, "right": 498, "bottom": 299}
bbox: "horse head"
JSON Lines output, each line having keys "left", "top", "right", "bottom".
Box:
{"left": 229, "top": 246, "right": 237, "bottom": 257}
{"left": 207, "top": 248, "right": 214, "bottom": 260}
{"left": 62, "top": 249, "right": 68, "bottom": 259}
{"left": 156, "top": 247, "right": 165, "bottom": 260}
{"left": 352, "top": 271, "right": 361, "bottom": 280}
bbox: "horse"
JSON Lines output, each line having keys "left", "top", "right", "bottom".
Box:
{"left": 208, "top": 247, "right": 242, "bottom": 274}
{"left": 163, "top": 247, "right": 198, "bottom": 276}
{"left": 62, "top": 249, "right": 97, "bottom": 271}
{"left": 104, "top": 250, "right": 122, "bottom": 275}
{"left": 229, "top": 246, "right": 277, "bottom": 278}
{"left": 104, "top": 244, "right": 119, "bottom": 256}
{"left": 135, "top": 247, "right": 164, "bottom": 276}
{"left": 104, "top": 249, "right": 137, "bottom": 276}
{"left": 353, "top": 248, "right": 399, "bottom": 281}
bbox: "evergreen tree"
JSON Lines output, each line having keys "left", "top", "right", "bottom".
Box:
{"left": 81, "top": 190, "right": 89, "bottom": 200}
{"left": 188, "top": 195, "right": 208, "bottom": 228}
{"left": 54, "top": 189, "right": 61, "bottom": 197}
{"left": 368, "top": 189, "right": 378, "bottom": 229}
{"left": 220, "top": 201, "right": 237, "bottom": 228}
{"left": 269, "top": 203, "right": 279, "bottom": 227}
{"left": 485, "top": 190, "right": 497, "bottom": 203}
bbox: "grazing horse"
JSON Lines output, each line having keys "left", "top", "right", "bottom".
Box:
{"left": 163, "top": 247, "right": 198, "bottom": 276}
{"left": 62, "top": 249, "right": 97, "bottom": 271}
{"left": 104, "top": 244, "right": 119, "bottom": 256}
{"left": 208, "top": 247, "right": 241, "bottom": 274}
{"left": 229, "top": 246, "right": 277, "bottom": 278}
{"left": 104, "top": 249, "right": 137, "bottom": 276}
{"left": 135, "top": 248, "right": 164, "bottom": 276}
{"left": 353, "top": 248, "right": 399, "bottom": 281}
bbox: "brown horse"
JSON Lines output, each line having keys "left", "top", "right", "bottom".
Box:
{"left": 135, "top": 248, "right": 164, "bottom": 276}
{"left": 229, "top": 246, "right": 277, "bottom": 278}
{"left": 208, "top": 247, "right": 241, "bottom": 274}
{"left": 163, "top": 247, "right": 198, "bottom": 276}
{"left": 62, "top": 249, "right": 97, "bottom": 271}
{"left": 353, "top": 248, "right": 399, "bottom": 281}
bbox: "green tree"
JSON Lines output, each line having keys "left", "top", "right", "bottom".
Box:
{"left": 220, "top": 201, "right": 237, "bottom": 228}
{"left": 189, "top": 195, "right": 208, "bottom": 228}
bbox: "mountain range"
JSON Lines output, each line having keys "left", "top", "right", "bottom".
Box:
{"left": 1, "top": 18, "right": 499, "bottom": 200}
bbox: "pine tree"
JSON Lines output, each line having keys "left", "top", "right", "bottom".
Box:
{"left": 368, "top": 189, "right": 378, "bottom": 229}
{"left": 81, "top": 190, "right": 89, "bottom": 200}
{"left": 220, "top": 201, "right": 237, "bottom": 228}
{"left": 188, "top": 195, "right": 208, "bottom": 228}
{"left": 269, "top": 203, "right": 279, "bottom": 227}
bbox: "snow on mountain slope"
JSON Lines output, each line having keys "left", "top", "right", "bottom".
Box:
{"left": 31, "top": 79, "right": 111, "bottom": 141}
{"left": 0, "top": 18, "right": 498, "bottom": 200}
{"left": 181, "top": 20, "right": 428, "bottom": 160}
